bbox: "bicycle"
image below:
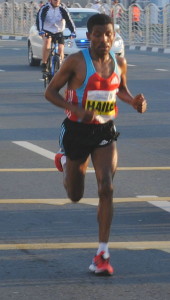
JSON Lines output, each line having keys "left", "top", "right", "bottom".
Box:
{"left": 43, "top": 32, "right": 73, "bottom": 88}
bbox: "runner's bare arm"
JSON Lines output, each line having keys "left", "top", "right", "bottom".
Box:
{"left": 45, "top": 53, "right": 96, "bottom": 122}
{"left": 45, "top": 54, "right": 78, "bottom": 110}
{"left": 116, "top": 56, "right": 147, "bottom": 113}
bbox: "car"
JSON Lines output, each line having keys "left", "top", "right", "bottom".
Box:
{"left": 28, "top": 7, "right": 125, "bottom": 66}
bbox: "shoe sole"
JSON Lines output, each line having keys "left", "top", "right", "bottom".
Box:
{"left": 89, "top": 268, "right": 113, "bottom": 276}
{"left": 95, "top": 270, "right": 113, "bottom": 276}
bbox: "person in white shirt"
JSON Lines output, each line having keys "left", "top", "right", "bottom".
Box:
{"left": 101, "top": 0, "right": 111, "bottom": 15}
{"left": 36, "top": 0, "right": 76, "bottom": 73}
{"left": 110, "top": 0, "right": 123, "bottom": 23}
{"left": 91, "top": 0, "right": 102, "bottom": 12}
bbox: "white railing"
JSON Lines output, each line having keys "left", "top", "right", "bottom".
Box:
{"left": 0, "top": 2, "right": 39, "bottom": 36}
{"left": 0, "top": 2, "right": 169, "bottom": 49}
{"left": 87, "top": 2, "right": 170, "bottom": 49}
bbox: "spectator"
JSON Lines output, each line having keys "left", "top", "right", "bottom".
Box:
{"left": 131, "top": 1, "right": 142, "bottom": 40}
{"left": 39, "top": 0, "right": 44, "bottom": 8}
{"left": 4, "top": 0, "right": 10, "bottom": 18}
{"left": 110, "top": 0, "right": 123, "bottom": 23}
{"left": 91, "top": 0, "right": 102, "bottom": 12}
{"left": 66, "top": 1, "right": 71, "bottom": 7}
{"left": 101, "top": 0, "right": 110, "bottom": 15}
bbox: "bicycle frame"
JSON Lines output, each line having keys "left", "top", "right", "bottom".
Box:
{"left": 43, "top": 33, "right": 72, "bottom": 88}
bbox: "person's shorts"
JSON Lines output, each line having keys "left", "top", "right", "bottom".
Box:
{"left": 44, "top": 31, "right": 64, "bottom": 45}
{"left": 59, "top": 118, "right": 120, "bottom": 160}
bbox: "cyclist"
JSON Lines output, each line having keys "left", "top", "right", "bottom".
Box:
{"left": 36, "top": 0, "right": 76, "bottom": 74}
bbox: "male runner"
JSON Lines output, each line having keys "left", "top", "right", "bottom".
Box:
{"left": 45, "top": 14, "right": 147, "bottom": 276}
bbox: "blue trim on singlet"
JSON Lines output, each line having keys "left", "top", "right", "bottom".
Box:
{"left": 75, "top": 49, "right": 95, "bottom": 108}
{"left": 76, "top": 49, "right": 120, "bottom": 107}
{"left": 110, "top": 50, "right": 120, "bottom": 79}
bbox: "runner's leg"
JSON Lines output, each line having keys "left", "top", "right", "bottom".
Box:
{"left": 63, "top": 156, "right": 90, "bottom": 202}
{"left": 91, "top": 141, "right": 118, "bottom": 242}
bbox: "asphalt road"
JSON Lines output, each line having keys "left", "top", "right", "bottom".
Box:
{"left": 0, "top": 40, "right": 170, "bottom": 300}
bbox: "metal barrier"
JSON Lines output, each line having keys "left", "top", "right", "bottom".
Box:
{"left": 87, "top": 2, "right": 170, "bottom": 49}
{"left": 0, "top": 2, "right": 39, "bottom": 35}
{"left": 0, "top": 2, "right": 169, "bottom": 49}
{"left": 112, "top": 3, "right": 170, "bottom": 49}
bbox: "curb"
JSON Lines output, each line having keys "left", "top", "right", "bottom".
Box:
{"left": 125, "top": 45, "right": 170, "bottom": 54}
{"left": 0, "top": 35, "right": 27, "bottom": 41}
{"left": 1, "top": 36, "right": 170, "bottom": 54}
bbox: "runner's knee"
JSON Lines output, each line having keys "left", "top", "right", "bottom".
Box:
{"left": 98, "top": 178, "right": 113, "bottom": 199}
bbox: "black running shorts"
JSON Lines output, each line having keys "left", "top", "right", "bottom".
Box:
{"left": 59, "top": 118, "right": 120, "bottom": 160}
{"left": 44, "top": 31, "right": 64, "bottom": 45}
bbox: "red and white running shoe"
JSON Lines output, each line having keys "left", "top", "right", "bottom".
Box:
{"left": 89, "top": 251, "right": 114, "bottom": 276}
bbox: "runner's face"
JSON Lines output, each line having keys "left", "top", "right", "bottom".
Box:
{"left": 87, "top": 24, "right": 115, "bottom": 57}
{"left": 51, "top": 0, "right": 60, "bottom": 7}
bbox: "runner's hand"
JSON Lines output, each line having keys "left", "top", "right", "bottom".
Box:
{"left": 133, "top": 94, "right": 147, "bottom": 113}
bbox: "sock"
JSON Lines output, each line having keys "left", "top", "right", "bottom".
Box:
{"left": 61, "top": 155, "right": 66, "bottom": 168}
{"left": 97, "top": 243, "right": 109, "bottom": 257}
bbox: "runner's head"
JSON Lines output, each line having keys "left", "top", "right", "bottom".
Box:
{"left": 87, "top": 13, "right": 114, "bottom": 33}
{"left": 86, "top": 14, "right": 115, "bottom": 56}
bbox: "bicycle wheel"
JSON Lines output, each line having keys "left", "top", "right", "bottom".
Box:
{"left": 44, "top": 75, "right": 48, "bottom": 88}
{"left": 46, "top": 55, "right": 51, "bottom": 74}
{"left": 53, "top": 54, "right": 60, "bottom": 74}
{"left": 43, "top": 55, "right": 53, "bottom": 88}
{"left": 44, "top": 74, "right": 51, "bottom": 88}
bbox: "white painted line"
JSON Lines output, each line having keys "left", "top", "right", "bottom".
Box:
{"left": 160, "top": 91, "right": 170, "bottom": 95}
{"left": 137, "top": 195, "right": 158, "bottom": 198}
{"left": 86, "top": 169, "right": 95, "bottom": 173}
{"left": 137, "top": 196, "right": 170, "bottom": 212}
{"left": 155, "top": 69, "right": 168, "bottom": 72}
{"left": 12, "top": 142, "right": 94, "bottom": 167}
{"left": 12, "top": 142, "right": 170, "bottom": 176}
{"left": 127, "top": 64, "right": 136, "bottom": 67}
{"left": 12, "top": 48, "right": 21, "bottom": 51}
{"left": 12, "top": 141, "right": 55, "bottom": 160}
{"left": 0, "top": 40, "right": 15, "bottom": 42}
{"left": 12, "top": 141, "right": 95, "bottom": 171}
{"left": 148, "top": 201, "right": 170, "bottom": 213}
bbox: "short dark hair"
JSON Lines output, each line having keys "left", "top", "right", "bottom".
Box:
{"left": 87, "top": 14, "right": 114, "bottom": 33}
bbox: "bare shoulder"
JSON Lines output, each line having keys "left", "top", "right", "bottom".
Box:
{"left": 62, "top": 51, "right": 85, "bottom": 70}
{"left": 60, "top": 51, "right": 86, "bottom": 88}
{"left": 115, "top": 55, "right": 127, "bottom": 68}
